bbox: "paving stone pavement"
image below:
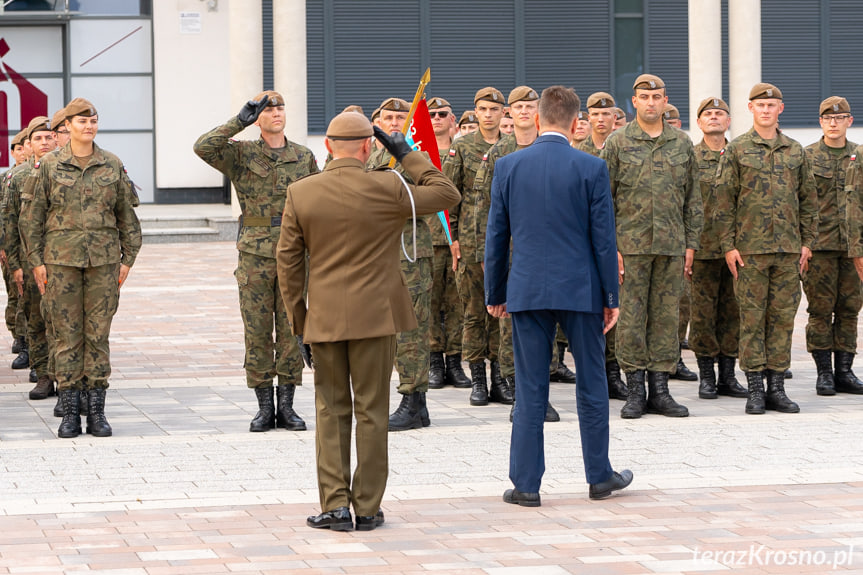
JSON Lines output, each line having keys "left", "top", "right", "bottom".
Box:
{"left": 0, "top": 240, "right": 862, "bottom": 574}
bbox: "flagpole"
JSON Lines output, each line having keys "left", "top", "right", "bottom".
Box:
{"left": 387, "top": 67, "right": 431, "bottom": 168}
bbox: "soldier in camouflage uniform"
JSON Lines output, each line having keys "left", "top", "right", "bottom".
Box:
{"left": 443, "top": 87, "right": 507, "bottom": 407}
{"left": 5, "top": 116, "right": 58, "bottom": 402}
{"left": 847, "top": 144, "right": 863, "bottom": 282}
{"left": 194, "top": 90, "right": 315, "bottom": 433}
{"left": 713, "top": 83, "right": 818, "bottom": 415}
{"left": 426, "top": 97, "right": 471, "bottom": 391}
{"left": 688, "top": 97, "right": 748, "bottom": 400}
{"left": 2, "top": 131, "right": 30, "bottom": 357}
{"left": 803, "top": 96, "right": 863, "bottom": 396}
{"left": 577, "top": 92, "right": 628, "bottom": 400}
{"left": 573, "top": 110, "right": 590, "bottom": 145}
{"left": 21, "top": 98, "right": 141, "bottom": 439}
{"left": 601, "top": 74, "right": 702, "bottom": 419}
{"left": 365, "top": 97, "right": 435, "bottom": 432}
{"left": 613, "top": 108, "right": 627, "bottom": 130}
{"left": 458, "top": 111, "right": 479, "bottom": 137}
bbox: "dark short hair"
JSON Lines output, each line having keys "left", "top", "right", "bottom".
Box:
{"left": 538, "top": 86, "right": 581, "bottom": 128}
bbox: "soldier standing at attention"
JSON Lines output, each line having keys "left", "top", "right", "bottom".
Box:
{"left": 714, "top": 83, "right": 817, "bottom": 415}
{"left": 444, "top": 87, "right": 506, "bottom": 407}
{"left": 427, "top": 97, "right": 471, "bottom": 391}
{"left": 613, "top": 108, "right": 627, "bottom": 130}
{"left": 458, "top": 111, "right": 479, "bottom": 137}
{"left": 662, "top": 104, "right": 682, "bottom": 129}
{"left": 803, "top": 97, "right": 863, "bottom": 395}
{"left": 602, "top": 74, "right": 702, "bottom": 419}
{"left": 689, "top": 98, "right": 748, "bottom": 400}
{"left": 847, "top": 143, "right": 863, "bottom": 283}
{"left": 573, "top": 110, "right": 591, "bottom": 145}
{"left": 194, "top": 90, "right": 316, "bottom": 433}
{"left": 21, "top": 98, "right": 141, "bottom": 438}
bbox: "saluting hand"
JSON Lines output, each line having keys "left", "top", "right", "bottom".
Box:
{"left": 238, "top": 95, "right": 270, "bottom": 127}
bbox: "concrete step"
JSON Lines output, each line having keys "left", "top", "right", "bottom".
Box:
{"left": 140, "top": 215, "right": 238, "bottom": 244}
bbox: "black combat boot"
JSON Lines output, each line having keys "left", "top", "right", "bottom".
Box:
{"left": 57, "top": 389, "right": 82, "bottom": 438}
{"left": 53, "top": 389, "right": 63, "bottom": 417}
{"left": 29, "top": 375, "right": 55, "bottom": 400}
{"left": 834, "top": 351, "right": 863, "bottom": 394}
{"left": 620, "top": 370, "right": 647, "bottom": 419}
{"left": 276, "top": 385, "right": 307, "bottom": 430}
{"left": 86, "top": 388, "right": 112, "bottom": 437}
{"left": 78, "top": 389, "right": 89, "bottom": 416}
{"left": 11, "top": 348, "right": 28, "bottom": 370}
{"left": 605, "top": 360, "right": 627, "bottom": 400}
{"left": 697, "top": 356, "right": 717, "bottom": 399}
{"left": 764, "top": 369, "right": 799, "bottom": 413}
{"left": 388, "top": 391, "right": 422, "bottom": 431}
{"left": 418, "top": 391, "right": 430, "bottom": 427}
{"left": 428, "top": 352, "right": 446, "bottom": 389}
{"left": 716, "top": 355, "right": 748, "bottom": 397}
{"left": 11, "top": 336, "right": 25, "bottom": 354}
{"left": 469, "top": 361, "right": 489, "bottom": 406}
{"left": 670, "top": 347, "right": 697, "bottom": 381}
{"left": 646, "top": 371, "right": 689, "bottom": 417}
{"left": 549, "top": 343, "right": 576, "bottom": 383}
{"left": 784, "top": 369, "right": 793, "bottom": 379}
{"left": 249, "top": 386, "right": 276, "bottom": 432}
{"left": 812, "top": 350, "right": 835, "bottom": 396}
{"left": 445, "top": 353, "right": 472, "bottom": 388}
{"left": 489, "top": 364, "right": 514, "bottom": 405}
{"left": 744, "top": 371, "right": 766, "bottom": 414}
{"left": 29, "top": 369, "right": 37, "bottom": 383}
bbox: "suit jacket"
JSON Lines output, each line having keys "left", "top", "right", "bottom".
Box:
{"left": 484, "top": 133, "right": 618, "bottom": 314}
{"left": 277, "top": 151, "right": 460, "bottom": 343}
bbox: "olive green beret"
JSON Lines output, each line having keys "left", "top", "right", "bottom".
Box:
{"left": 10, "top": 130, "right": 26, "bottom": 149}
{"left": 820, "top": 96, "right": 850, "bottom": 116}
{"left": 749, "top": 83, "right": 782, "bottom": 100}
{"left": 65, "top": 97, "right": 98, "bottom": 119}
{"left": 662, "top": 104, "right": 680, "bottom": 120}
{"left": 459, "top": 111, "right": 478, "bottom": 126}
{"left": 379, "top": 97, "right": 410, "bottom": 112}
{"left": 26, "top": 116, "right": 51, "bottom": 139}
{"left": 577, "top": 110, "right": 589, "bottom": 121}
{"left": 342, "top": 104, "right": 364, "bottom": 115}
{"left": 586, "top": 92, "right": 615, "bottom": 109}
{"left": 49, "top": 108, "right": 67, "bottom": 131}
{"left": 428, "top": 97, "right": 451, "bottom": 110}
{"left": 697, "top": 97, "right": 729, "bottom": 117}
{"left": 253, "top": 90, "right": 284, "bottom": 107}
{"left": 474, "top": 87, "right": 504, "bottom": 105}
{"left": 633, "top": 74, "right": 665, "bottom": 90}
{"left": 507, "top": 86, "right": 539, "bottom": 105}
{"left": 326, "top": 111, "right": 374, "bottom": 140}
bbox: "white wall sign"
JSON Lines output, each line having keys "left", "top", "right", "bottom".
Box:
{"left": 180, "top": 12, "right": 202, "bottom": 35}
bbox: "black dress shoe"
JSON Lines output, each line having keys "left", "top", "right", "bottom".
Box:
{"left": 589, "top": 469, "right": 633, "bottom": 500}
{"left": 306, "top": 506, "right": 353, "bottom": 531}
{"left": 355, "top": 508, "right": 385, "bottom": 531}
{"left": 503, "top": 488, "right": 541, "bottom": 507}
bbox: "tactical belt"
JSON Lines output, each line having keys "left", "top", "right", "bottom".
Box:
{"left": 243, "top": 216, "right": 282, "bottom": 227}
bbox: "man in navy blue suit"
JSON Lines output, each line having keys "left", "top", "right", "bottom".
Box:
{"left": 484, "top": 86, "right": 633, "bottom": 505}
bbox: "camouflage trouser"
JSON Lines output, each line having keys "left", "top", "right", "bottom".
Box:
{"left": 42, "top": 286, "right": 56, "bottom": 379}
{"left": 3, "top": 263, "right": 26, "bottom": 338}
{"left": 455, "top": 260, "right": 499, "bottom": 363}
{"left": 678, "top": 279, "right": 690, "bottom": 344}
{"left": 802, "top": 250, "right": 862, "bottom": 353}
{"left": 690, "top": 258, "right": 739, "bottom": 358}
{"left": 616, "top": 254, "right": 683, "bottom": 373}
{"left": 235, "top": 251, "right": 304, "bottom": 389}
{"left": 22, "top": 264, "right": 49, "bottom": 376}
{"left": 499, "top": 316, "right": 559, "bottom": 379}
{"left": 735, "top": 253, "right": 801, "bottom": 372}
{"left": 605, "top": 325, "right": 616, "bottom": 363}
{"left": 395, "top": 256, "right": 432, "bottom": 394}
{"left": 430, "top": 246, "right": 463, "bottom": 355}
{"left": 45, "top": 263, "right": 120, "bottom": 391}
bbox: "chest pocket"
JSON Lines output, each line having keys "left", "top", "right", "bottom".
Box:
{"left": 248, "top": 157, "right": 271, "bottom": 179}
{"left": 95, "top": 169, "right": 120, "bottom": 187}
{"left": 811, "top": 161, "right": 833, "bottom": 182}
{"left": 666, "top": 151, "right": 689, "bottom": 187}
{"left": 50, "top": 168, "right": 78, "bottom": 188}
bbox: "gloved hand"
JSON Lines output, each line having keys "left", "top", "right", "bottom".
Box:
{"left": 373, "top": 126, "right": 413, "bottom": 162}
{"left": 238, "top": 95, "right": 269, "bottom": 127}
{"left": 297, "top": 335, "right": 314, "bottom": 370}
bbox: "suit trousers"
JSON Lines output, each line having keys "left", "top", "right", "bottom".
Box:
{"left": 510, "top": 309, "right": 613, "bottom": 492}
{"left": 310, "top": 335, "right": 396, "bottom": 517}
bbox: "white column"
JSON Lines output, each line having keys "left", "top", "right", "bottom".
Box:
{"left": 688, "top": 0, "right": 722, "bottom": 142}
{"left": 228, "top": 0, "right": 263, "bottom": 216}
{"left": 274, "top": 0, "right": 309, "bottom": 145}
{"left": 728, "top": 0, "right": 761, "bottom": 139}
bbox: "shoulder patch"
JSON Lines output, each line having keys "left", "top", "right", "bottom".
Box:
{"left": 720, "top": 149, "right": 725, "bottom": 156}
{"left": 448, "top": 149, "right": 456, "bottom": 156}
{"left": 482, "top": 153, "right": 488, "bottom": 161}
{"left": 853, "top": 154, "right": 857, "bottom": 161}
{"left": 34, "top": 161, "right": 40, "bottom": 169}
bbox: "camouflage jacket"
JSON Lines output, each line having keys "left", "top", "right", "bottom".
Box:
{"left": 367, "top": 146, "right": 434, "bottom": 261}
{"left": 20, "top": 142, "right": 141, "bottom": 269}
{"left": 575, "top": 134, "right": 603, "bottom": 157}
{"left": 430, "top": 147, "right": 452, "bottom": 246}
{"left": 693, "top": 139, "right": 727, "bottom": 260}
{"left": 3, "top": 157, "right": 35, "bottom": 271}
{"left": 844, "top": 145, "right": 863, "bottom": 257}
{"left": 601, "top": 120, "right": 702, "bottom": 256}
{"left": 804, "top": 137, "right": 857, "bottom": 252}
{"left": 713, "top": 128, "right": 818, "bottom": 256}
{"left": 193, "top": 116, "right": 319, "bottom": 258}
{"left": 442, "top": 129, "right": 500, "bottom": 259}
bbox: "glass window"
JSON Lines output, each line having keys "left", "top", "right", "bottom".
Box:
{"left": 614, "top": 17, "right": 643, "bottom": 116}
{"left": 68, "top": 0, "right": 150, "bottom": 16}
{"left": 615, "top": 0, "right": 643, "bottom": 14}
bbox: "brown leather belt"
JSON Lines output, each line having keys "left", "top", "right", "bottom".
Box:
{"left": 243, "top": 216, "right": 282, "bottom": 227}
